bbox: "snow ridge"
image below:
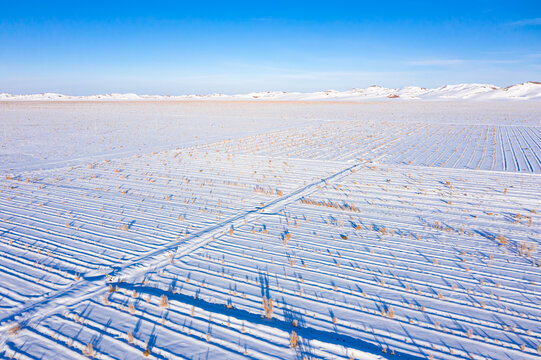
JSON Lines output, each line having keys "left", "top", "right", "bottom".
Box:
{"left": 1, "top": 82, "right": 540, "bottom": 101}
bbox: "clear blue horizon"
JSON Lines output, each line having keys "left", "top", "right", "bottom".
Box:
{"left": 1, "top": 1, "right": 540, "bottom": 95}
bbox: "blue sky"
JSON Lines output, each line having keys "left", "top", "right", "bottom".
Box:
{"left": 0, "top": 1, "right": 540, "bottom": 94}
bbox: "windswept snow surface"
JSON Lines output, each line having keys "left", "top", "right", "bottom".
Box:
{"left": 0, "top": 101, "right": 540, "bottom": 360}
{"left": 1, "top": 82, "right": 541, "bottom": 101}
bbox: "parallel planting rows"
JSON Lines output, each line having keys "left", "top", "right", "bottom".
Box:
{"left": 237, "top": 121, "right": 541, "bottom": 172}
{"left": 0, "top": 116, "right": 540, "bottom": 360}
{"left": 0, "top": 147, "right": 344, "bottom": 319}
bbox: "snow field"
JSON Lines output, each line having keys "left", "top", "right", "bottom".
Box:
{"left": 0, "top": 101, "right": 539, "bottom": 360}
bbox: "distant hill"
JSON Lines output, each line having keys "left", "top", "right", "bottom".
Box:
{"left": 2, "top": 82, "right": 540, "bottom": 101}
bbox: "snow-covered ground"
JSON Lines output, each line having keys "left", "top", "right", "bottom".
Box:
{"left": 0, "top": 101, "right": 540, "bottom": 360}
{"left": 1, "top": 82, "right": 541, "bottom": 101}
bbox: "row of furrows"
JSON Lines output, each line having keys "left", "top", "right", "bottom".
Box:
{"left": 3, "top": 159, "right": 535, "bottom": 324}
{"left": 2, "top": 121, "right": 540, "bottom": 359}
{"left": 382, "top": 125, "right": 541, "bottom": 172}
{"left": 303, "top": 186, "right": 540, "bottom": 250}
{"left": 291, "top": 169, "right": 540, "bottom": 276}
{"left": 0, "top": 184, "right": 244, "bottom": 249}
{"left": 282, "top": 205, "right": 539, "bottom": 285}
{"left": 203, "top": 223, "right": 540, "bottom": 318}
{"left": 2, "top": 284, "right": 362, "bottom": 360}
{"left": 388, "top": 125, "right": 540, "bottom": 172}
{"left": 228, "top": 120, "right": 420, "bottom": 161}
{"left": 0, "top": 153, "right": 338, "bottom": 323}
{"left": 2, "top": 219, "right": 531, "bottom": 356}
{"left": 218, "top": 218, "right": 539, "bottom": 303}
{"left": 312, "top": 183, "right": 538, "bottom": 226}
{"left": 0, "top": 167, "right": 342, "bottom": 267}
{"left": 324, "top": 163, "right": 539, "bottom": 209}
{"left": 132, "top": 243, "right": 539, "bottom": 360}
{"left": 199, "top": 225, "right": 539, "bottom": 350}
{"left": 222, "top": 122, "right": 541, "bottom": 173}
{"left": 436, "top": 125, "right": 479, "bottom": 168}
{"left": 0, "top": 149, "right": 346, "bottom": 225}
{"left": 0, "top": 152, "right": 353, "bottom": 327}
{"left": 0, "top": 150, "right": 348, "bottom": 245}
{"left": 391, "top": 125, "right": 465, "bottom": 168}
{"left": 299, "top": 181, "right": 538, "bottom": 243}
{"left": 136, "top": 267, "right": 465, "bottom": 360}
{"left": 298, "top": 191, "right": 538, "bottom": 238}
{"left": 2, "top": 175, "right": 255, "bottom": 230}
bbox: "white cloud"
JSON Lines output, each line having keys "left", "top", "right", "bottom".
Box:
{"left": 407, "top": 59, "right": 466, "bottom": 66}
{"left": 406, "top": 59, "right": 524, "bottom": 67}
{"left": 509, "top": 17, "right": 541, "bottom": 26}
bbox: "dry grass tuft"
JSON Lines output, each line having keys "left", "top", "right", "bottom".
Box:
{"left": 290, "top": 331, "right": 299, "bottom": 348}
{"left": 497, "top": 234, "right": 507, "bottom": 246}
{"left": 8, "top": 324, "right": 22, "bottom": 335}
{"left": 283, "top": 230, "right": 292, "bottom": 245}
{"left": 262, "top": 296, "right": 274, "bottom": 319}
{"left": 82, "top": 343, "right": 94, "bottom": 357}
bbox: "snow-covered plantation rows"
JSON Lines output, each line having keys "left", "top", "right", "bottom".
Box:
{"left": 0, "top": 102, "right": 540, "bottom": 360}
{"left": 0, "top": 147, "right": 345, "bottom": 320}
{"left": 234, "top": 121, "right": 541, "bottom": 172}
{"left": 2, "top": 101, "right": 540, "bottom": 172}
